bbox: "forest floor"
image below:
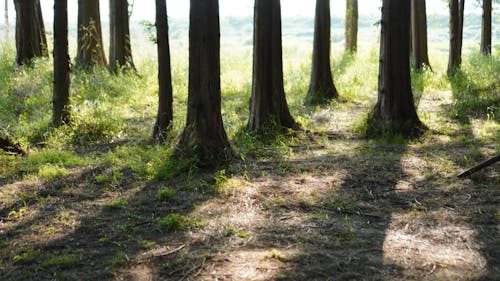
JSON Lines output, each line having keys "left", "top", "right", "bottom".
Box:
{"left": 0, "top": 86, "right": 498, "bottom": 281}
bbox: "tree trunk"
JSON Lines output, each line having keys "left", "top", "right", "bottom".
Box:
{"left": 371, "top": 0, "right": 424, "bottom": 136}
{"left": 4, "top": 0, "right": 8, "bottom": 37}
{"left": 306, "top": 0, "right": 338, "bottom": 104}
{"left": 480, "top": 0, "right": 491, "bottom": 55}
{"left": 53, "top": 0, "right": 71, "bottom": 127}
{"left": 152, "top": 0, "right": 173, "bottom": 142}
{"left": 411, "top": 0, "right": 431, "bottom": 71}
{"left": 177, "top": 0, "right": 234, "bottom": 164}
{"left": 109, "top": 0, "right": 135, "bottom": 72}
{"left": 345, "top": 0, "right": 358, "bottom": 53}
{"left": 448, "top": 0, "right": 465, "bottom": 75}
{"left": 77, "top": 0, "right": 107, "bottom": 68}
{"left": 13, "top": 0, "right": 48, "bottom": 65}
{"left": 248, "top": 0, "right": 299, "bottom": 131}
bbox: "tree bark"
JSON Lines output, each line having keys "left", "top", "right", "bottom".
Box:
{"left": 306, "top": 0, "right": 338, "bottom": 104}
{"left": 345, "top": 0, "right": 358, "bottom": 53}
{"left": 248, "top": 0, "right": 299, "bottom": 131}
{"left": 177, "top": 0, "right": 234, "bottom": 164}
{"left": 4, "top": 0, "right": 8, "bottom": 37}
{"left": 109, "top": 0, "right": 135, "bottom": 72}
{"left": 411, "top": 0, "right": 431, "bottom": 71}
{"left": 152, "top": 0, "right": 173, "bottom": 142}
{"left": 480, "top": 0, "right": 491, "bottom": 55}
{"left": 13, "top": 0, "right": 48, "bottom": 65}
{"left": 77, "top": 0, "right": 107, "bottom": 68}
{"left": 53, "top": 0, "right": 71, "bottom": 127}
{"left": 371, "top": 0, "right": 424, "bottom": 136}
{"left": 448, "top": 0, "right": 465, "bottom": 75}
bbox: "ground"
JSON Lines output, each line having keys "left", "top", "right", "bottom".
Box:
{"left": 0, "top": 85, "right": 498, "bottom": 281}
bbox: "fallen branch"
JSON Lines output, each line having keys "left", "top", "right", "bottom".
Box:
{"left": 0, "top": 135, "right": 26, "bottom": 155}
{"left": 458, "top": 154, "right": 500, "bottom": 179}
{"left": 135, "top": 244, "right": 185, "bottom": 263}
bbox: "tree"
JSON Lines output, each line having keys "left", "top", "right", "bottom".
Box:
{"left": 411, "top": 0, "right": 431, "bottom": 70}
{"left": 370, "top": 0, "right": 425, "bottom": 136}
{"left": 480, "top": 0, "right": 492, "bottom": 55}
{"left": 109, "top": 0, "right": 135, "bottom": 72}
{"left": 152, "top": 0, "right": 173, "bottom": 142}
{"left": 53, "top": 0, "right": 71, "bottom": 126}
{"left": 345, "top": 0, "right": 358, "bottom": 53}
{"left": 306, "top": 0, "right": 338, "bottom": 104}
{"left": 176, "top": 0, "right": 233, "bottom": 164}
{"left": 13, "top": 0, "right": 48, "bottom": 65}
{"left": 4, "top": 0, "right": 8, "bottom": 37}
{"left": 77, "top": 0, "right": 107, "bottom": 68}
{"left": 248, "top": 0, "right": 299, "bottom": 131}
{"left": 448, "top": 0, "right": 465, "bottom": 75}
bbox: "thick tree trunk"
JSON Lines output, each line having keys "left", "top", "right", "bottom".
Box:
{"left": 248, "top": 0, "right": 299, "bottom": 131}
{"left": 13, "top": 0, "right": 48, "bottom": 65}
{"left": 177, "top": 0, "right": 233, "bottom": 164}
{"left": 306, "top": 0, "right": 338, "bottom": 104}
{"left": 411, "top": 0, "right": 431, "bottom": 71}
{"left": 448, "top": 0, "right": 465, "bottom": 75}
{"left": 152, "top": 0, "right": 173, "bottom": 142}
{"left": 53, "top": 0, "right": 71, "bottom": 127}
{"left": 480, "top": 0, "right": 491, "bottom": 55}
{"left": 345, "top": 0, "right": 358, "bottom": 53}
{"left": 371, "top": 0, "right": 424, "bottom": 136}
{"left": 77, "top": 0, "right": 107, "bottom": 68}
{"left": 109, "top": 0, "right": 135, "bottom": 72}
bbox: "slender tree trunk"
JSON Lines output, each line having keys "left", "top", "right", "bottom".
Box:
{"left": 480, "top": 0, "right": 491, "bottom": 55}
{"left": 53, "top": 0, "right": 71, "bottom": 126}
{"left": 177, "top": 0, "right": 233, "bottom": 164}
{"left": 345, "top": 0, "right": 358, "bottom": 53}
{"left": 371, "top": 0, "right": 424, "bottom": 136}
{"left": 248, "top": 0, "right": 299, "bottom": 131}
{"left": 4, "top": 0, "right": 8, "bottom": 37}
{"left": 306, "top": 0, "right": 338, "bottom": 104}
{"left": 77, "top": 0, "right": 107, "bottom": 68}
{"left": 411, "top": 0, "right": 431, "bottom": 71}
{"left": 152, "top": 0, "right": 173, "bottom": 142}
{"left": 109, "top": 0, "right": 135, "bottom": 72}
{"left": 448, "top": 0, "right": 465, "bottom": 75}
{"left": 13, "top": 0, "right": 48, "bottom": 65}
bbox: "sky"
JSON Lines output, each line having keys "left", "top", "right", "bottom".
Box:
{"left": 4, "top": 0, "right": 484, "bottom": 24}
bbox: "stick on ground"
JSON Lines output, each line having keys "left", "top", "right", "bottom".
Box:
{"left": 458, "top": 154, "right": 500, "bottom": 178}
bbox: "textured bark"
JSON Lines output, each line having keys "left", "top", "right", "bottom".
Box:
{"left": 345, "top": 0, "right": 358, "bottom": 53}
{"left": 152, "top": 0, "right": 173, "bottom": 142}
{"left": 306, "top": 0, "right": 338, "bottom": 104}
{"left": 248, "top": 0, "right": 298, "bottom": 131}
{"left": 109, "top": 0, "right": 135, "bottom": 72}
{"left": 480, "top": 0, "right": 491, "bottom": 55}
{"left": 177, "top": 0, "right": 233, "bottom": 164}
{"left": 448, "top": 0, "right": 465, "bottom": 75}
{"left": 411, "top": 0, "right": 431, "bottom": 71}
{"left": 53, "top": 0, "right": 71, "bottom": 127}
{"left": 372, "top": 0, "right": 424, "bottom": 136}
{"left": 77, "top": 0, "right": 107, "bottom": 68}
{"left": 13, "top": 0, "right": 48, "bottom": 65}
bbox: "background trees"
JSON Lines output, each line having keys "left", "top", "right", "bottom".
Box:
{"left": 109, "top": 0, "right": 135, "bottom": 72}
{"left": 371, "top": 0, "right": 424, "bottom": 136}
{"left": 53, "top": 0, "right": 71, "bottom": 127}
{"left": 448, "top": 0, "right": 465, "bottom": 74}
{"left": 345, "top": 0, "right": 358, "bottom": 53}
{"left": 177, "top": 0, "right": 233, "bottom": 163}
{"left": 480, "top": 0, "right": 492, "bottom": 55}
{"left": 411, "top": 0, "right": 431, "bottom": 70}
{"left": 13, "top": 0, "right": 47, "bottom": 65}
{"left": 77, "top": 0, "right": 107, "bottom": 67}
{"left": 152, "top": 0, "right": 173, "bottom": 142}
{"left": 249, "top": 0, "right": 299, "bottom": 131}
{"left": 306, "top": 0, "right": 339, "bottom": 104}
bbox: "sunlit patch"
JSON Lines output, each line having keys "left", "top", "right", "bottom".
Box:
{"left": 384, "top": 211, "right": 487, "bottom": 280}
{"left": 471, "top": 119, "right": 500, "bottom": 141}
{"left": 115, "top": 264, "right": 155, "bottom": 281}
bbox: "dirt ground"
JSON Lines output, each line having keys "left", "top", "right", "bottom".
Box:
{"left": 0, "top": 90, "right": 498, "bottom": 281}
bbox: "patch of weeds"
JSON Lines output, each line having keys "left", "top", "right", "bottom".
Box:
{"left": 157, "top": 213, "right": 185, "bottom": 232}
{"left": 111, "top": 251, "right": 128, "bottom": 268}
{"left": 138, "top": 239, "right": 156, "bottom": 249}
{"left": 225, "top": 225, "right": 236, "bottom": 236}
{"left": 238, "top": 231, "right": 248, "bottom": 238}
{"left": 37, "top": 164, "right": 69, "bottom": 181}
{"left": 8, "top": 202, "right": 28, "bottom": 219}
{"left": 412, "top": 204, "right": 428, "bottom": 213}
{"left": 213, "top": 169, "right": 228, "bottom": 188}
{"left": 11, "top": 247, "right": 40, "bottom": 264}
{"left": 267, "top": 249, "right": 290, "bottom": 262}
{"left": 337, "top": 216, "right": 356, "bottom": 244}
{"left": 39, "top": 254, "right": 79, "bottom": 269}
{"left": 98, "top": 236, "right": 109, "bottom": 244}
{"left": 157, "top": 186, "right": 176, "bottom": 201}
{"left": 153, "top": 157, "right": 198, "bottom": 181}
{"left": 104, "top": 198, "right": 129, "bottom": 209}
